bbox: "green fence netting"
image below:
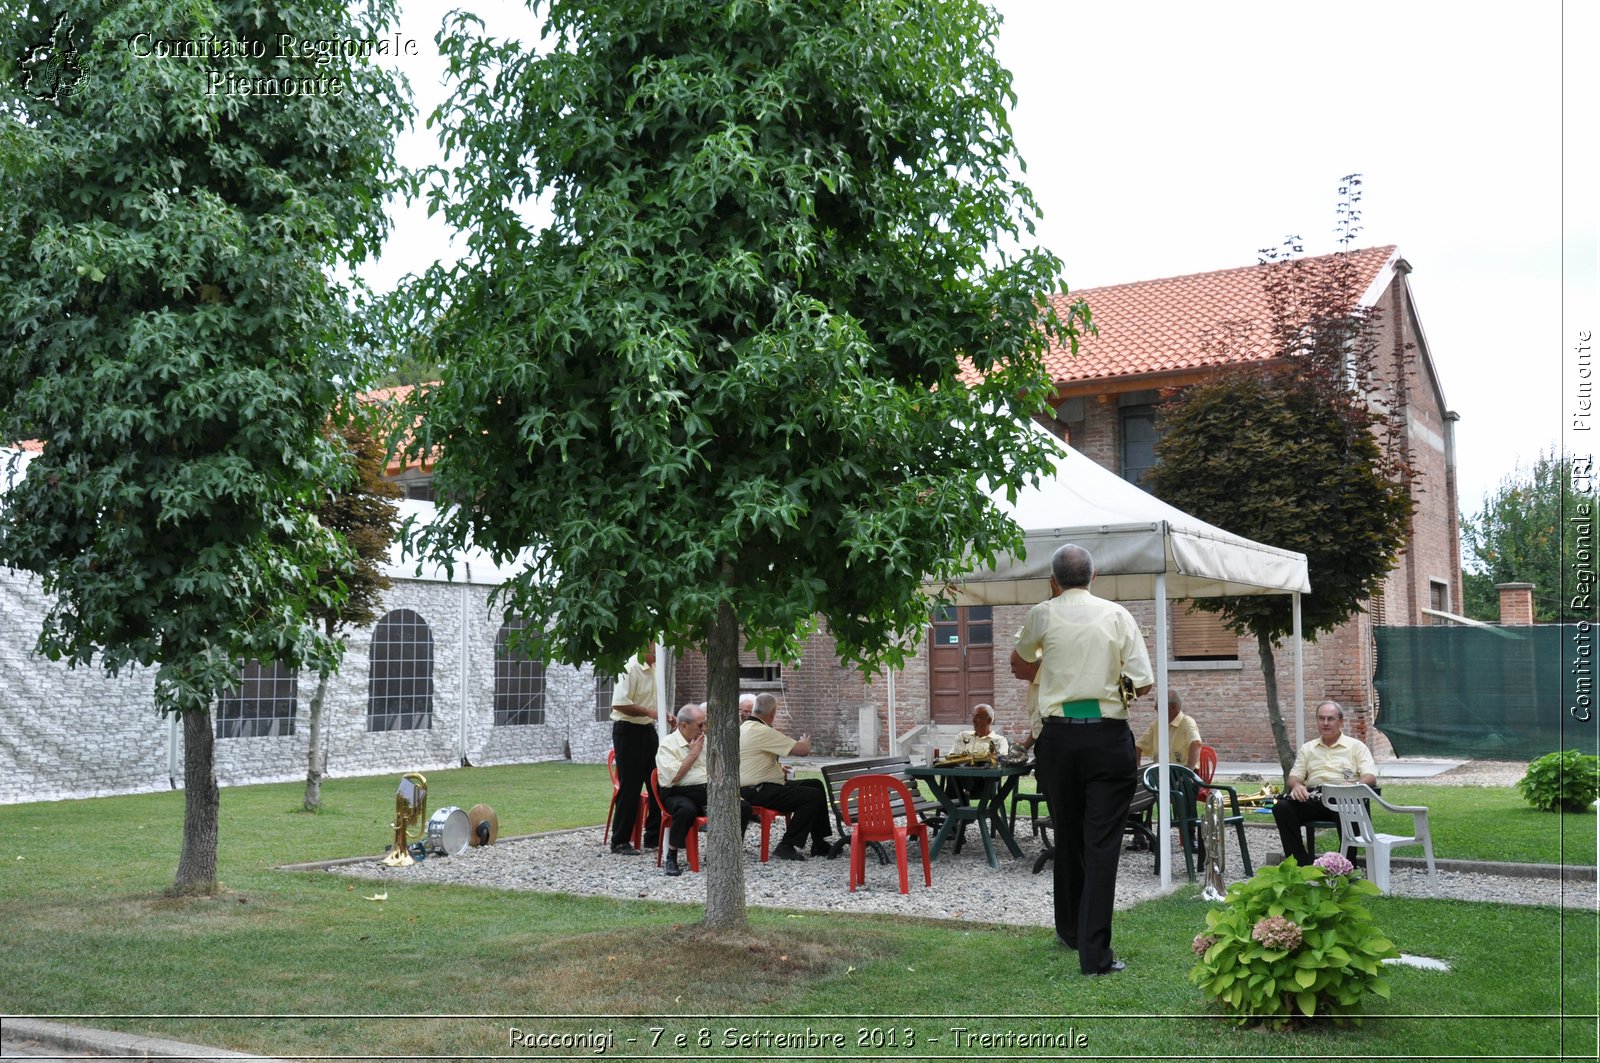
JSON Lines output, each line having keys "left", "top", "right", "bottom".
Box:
{"left": 1374, "top": 625, "right": 1599, "bottom": 760}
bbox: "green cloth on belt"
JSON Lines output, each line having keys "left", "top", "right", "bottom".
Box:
{"left": 1059, "top": 698, "right": 1102, "bottom": 720}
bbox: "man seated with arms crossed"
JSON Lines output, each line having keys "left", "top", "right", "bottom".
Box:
{"left": 1272, "top": 700, "right": 1377, "bottom": 865}
{"left": 1135, "top": 690, "right": 1202, "bottom": 771}
{"left": 738, "top": 692, "right": 833, "bottom": 861}
{"left": 654, "top": 703, "right": 710, "bottom": 877}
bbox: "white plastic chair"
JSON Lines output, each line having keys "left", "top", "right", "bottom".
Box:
{"left": 1319, "top": 783, "right": 1437, "bottom": 894}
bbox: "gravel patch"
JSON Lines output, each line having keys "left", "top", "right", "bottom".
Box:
{"left": 326, "top": 822, "right": 1595, "bottom": 921}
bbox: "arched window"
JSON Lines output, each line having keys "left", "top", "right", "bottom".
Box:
{"left": 216, "top": 661, "right": 298, "bottom": 738}
{"left": 494, "top": 618, "right": 545, "bottom": 726}
{"left": 368, "top": 609, "right": 433, "bottom": 731}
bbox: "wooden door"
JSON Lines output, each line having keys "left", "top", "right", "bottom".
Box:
{"left": 928, "top": 605, "right": 995, "bottom": 724}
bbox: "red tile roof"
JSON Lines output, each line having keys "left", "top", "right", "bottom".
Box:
{"left": 1035, "top": 245, "right": 1398, "bottom": 389}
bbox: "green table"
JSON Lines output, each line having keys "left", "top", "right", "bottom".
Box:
{"left": 907, "top": 762, "right": 1031, "bottom": 868}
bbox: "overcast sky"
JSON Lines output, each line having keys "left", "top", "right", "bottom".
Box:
{"left": 364, "top": 0, "right": 1597, "bottom": 515}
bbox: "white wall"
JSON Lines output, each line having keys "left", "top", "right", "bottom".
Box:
{"left": 0, "top": 566, "right": 613, "bottom": 805}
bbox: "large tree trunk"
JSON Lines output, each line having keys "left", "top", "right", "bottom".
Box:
{"left": 174, "top": 708, "right": 220, "bottom": 895}
{"left": 701, "top": 596, "right": 747, "bottom": 930}
{"left": 303, "top": 671, "right": 331, "bottom": 811}
{"left": 1255, "top": 629, "right": 1295, "bottom": 779}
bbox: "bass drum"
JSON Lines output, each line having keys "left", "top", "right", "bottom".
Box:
{"left": 425, "top": 806, "right": 470, "bottom": 856}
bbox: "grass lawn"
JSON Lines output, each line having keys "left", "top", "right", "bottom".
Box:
{"left": 2, "top": 763, "right": 1595, "bottom": 1061}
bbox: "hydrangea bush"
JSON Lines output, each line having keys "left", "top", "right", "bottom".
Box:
{"left": 1516, "top": 749, "right": 1600, "bottom": 813}
{"left": 1189, "top": 854, "right": 1399, "bottom": 1026}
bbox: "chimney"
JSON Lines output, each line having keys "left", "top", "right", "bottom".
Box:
{"left": 1495, "top": 583, "right": 1535, "bottom": 625}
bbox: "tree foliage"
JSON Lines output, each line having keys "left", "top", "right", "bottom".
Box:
{"left": 404, "top": 0, "right": 1080, "bottom": 927}
{"left": 1144, "top": 179, "right": 1414, "bottom": 773}
{"left": 0, "top": 0, "right": 408, "bottom": 888}
{"left": 1461, "top": 451, "right": 1594, "bottom": 623}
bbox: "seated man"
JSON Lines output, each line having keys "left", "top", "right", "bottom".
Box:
{"left": 949, "top": 702, "right": 1010, "bottom": 799}
{"left": 1135, "top": 690, "right": 1202, "bottom": 771}
{"left": 738, "top": 693, "right": 833, "bottom": 861}
{"left": 1272, "top": 700, "right": 1377, "bottom": 865}
{"left": 950, "top": 702, "right": 1011, "bottom": 760}
{"left": 654, "top": 703, "right": 710, "bottom": 876}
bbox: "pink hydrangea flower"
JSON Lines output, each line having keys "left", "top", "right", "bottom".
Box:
{"left": 1192, "top": 933, "right": 1218, "bottom": 956}
{"left": 1314, "top": 852, "right": 1356, "bottom": 878}
{"left": 1251, "top": 915, "right": 1304, "bottom": 951}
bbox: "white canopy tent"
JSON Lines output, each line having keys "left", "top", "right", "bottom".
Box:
{"left": 908, "top": 425, "right": 1311, "bottom": 886}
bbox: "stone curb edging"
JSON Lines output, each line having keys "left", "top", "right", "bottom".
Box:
{"left": 1, "top": 1017, "right": 293, "bottom": 1062}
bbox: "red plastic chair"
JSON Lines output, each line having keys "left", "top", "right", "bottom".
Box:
{"left": 1197, "top": 744, "right": 1218, "bottom": 801}
{"left": 840, "top": 774, "right": 932, "bottom": 894}
{"left": 604, "top": 749, "right": 647, "bottom": 849}
{"left": 648, "top": 770, "right": 705, "bottom": 871}
{"left": 749, "top": 804, "right": 791, "bottom": 862}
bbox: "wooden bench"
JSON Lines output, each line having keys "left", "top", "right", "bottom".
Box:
{"left": 820, "top": 755, "right": 941, "bottom": 864}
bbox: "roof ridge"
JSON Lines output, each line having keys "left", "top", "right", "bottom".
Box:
{"left": 1059, "top": 244, "right": 1399, "bottom": 298}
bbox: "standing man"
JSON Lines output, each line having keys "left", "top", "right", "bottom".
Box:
{"left": 739, "top": 692, "right": 833, "bottom": 861}
{"left": 1135, "top": 690, "right": 1203, "bottom": 771}
{"left": 1012, "top": 543, "right": 1153, "bottom": 976}
{"left": 608, "top": 644, "right": 661, "bottom": 855}
{"left": 1273, "top": 701, "right": 1377, "bottom": 865}
{"left": 655, "top": 703, "right": 709, "bottom": 876}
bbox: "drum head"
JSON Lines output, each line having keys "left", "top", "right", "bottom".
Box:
{"left": 426, "top": 806, "right": 470, "bottom": 856}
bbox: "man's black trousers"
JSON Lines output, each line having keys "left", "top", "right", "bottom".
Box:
{"left": 1035, "top": 717, "right": 1137, "bottom": 975}
{"left": 611, "top": 721, "right": 661, "bottom": 849}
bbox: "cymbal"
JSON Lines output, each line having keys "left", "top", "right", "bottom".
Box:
{"left": 467, "top": 803, "right": 499, "bottom": 846}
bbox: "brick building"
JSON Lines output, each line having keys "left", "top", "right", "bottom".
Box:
{"left": 673, "top": 246, "right": 1461, "bottom": 765}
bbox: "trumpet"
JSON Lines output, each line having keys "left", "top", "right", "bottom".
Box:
{"left": 1232, "top": 783, "right": 1279, "bottom": 808}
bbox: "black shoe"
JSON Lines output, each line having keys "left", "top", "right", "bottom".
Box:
{"left": 663, "top": 852, "right": 683, "bottom": 877}
{"left": 643, "top": 838, "right": 660, "bottom": 851}
{"left": 773, "top": 842, "right": 806, "bottom": 862}
{"left": 611, "top": 844, "right": 641, "bottom": 856}
{"left": 1087, "top": 957, "right": 1126, "bottom": 976}
{"left": 1055, "top": 932, "right": 1077, "bottom": 951}
{"left": 810, "top": 839, "right": 834, "bottom": 858}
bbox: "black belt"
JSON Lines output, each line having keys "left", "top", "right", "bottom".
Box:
{"left": 1045, "top": 716, "right": 1123, "bottom": 726}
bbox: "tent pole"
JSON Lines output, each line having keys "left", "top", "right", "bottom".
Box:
{"left": 1292, "top": 593, "right": 1304, "bottom": 753}
{"left": 1155, "top": 570, "right": 1171, "bottom": 889}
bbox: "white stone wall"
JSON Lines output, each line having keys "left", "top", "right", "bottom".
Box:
{"left": 0, "top": 566, "right": 615, "bottom": 805}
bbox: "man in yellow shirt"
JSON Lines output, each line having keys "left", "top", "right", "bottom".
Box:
{"left": 950, "top": 703, "right": 1011, "bottom": 760}
{"left": 607, "top": 645, "right": 660, "bottom": 855}
{"left": 1273, "top": 700, "right": 1377, "bottom": 864}
{"left": 1011, "top": 544, "right": 1153, "bottom": 976}
{"left": 738, "top": 693, "right": 832, "bottom": 861}
{"left": 655, "top": 703, "right": 708, "bottom": 876}
{"left": 1135, "top": 690, "right": 1202, "bottom": 771}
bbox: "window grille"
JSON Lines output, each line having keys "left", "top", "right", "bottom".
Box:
{"left": 216, "top": 661, "right": 297, "bottom": 738}
{"left": 494, "top": 618, "right": 546, "bottom": 726}
{"left": 367, "top": 609, "right": 434, "bottom": 731}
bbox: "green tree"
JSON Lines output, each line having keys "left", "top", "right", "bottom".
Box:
{"left": 0, "top": 1, "right": 408, "bottom": 891}
{"left": 1144, "top": 180, "right": 1414, "bottom": 775}
{"left": 1462, "top": 451, "right": 1595, "bottom": 623}
{"left": 405, "top": 0, "right": 1081, "bottom": 929}
{"left": 303, "top": 419, "right": 400, "bottom": 812}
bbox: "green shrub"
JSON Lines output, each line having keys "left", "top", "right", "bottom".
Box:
{"left": 1516, "top": 749, "right": 1600, "bottom": 813}
{"left": 1189, "top": 854, "right": 1399, "bottom": 1027}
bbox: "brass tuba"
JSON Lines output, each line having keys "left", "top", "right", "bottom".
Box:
{"left": 381, "top": 772, "right": 429, "bottom": 867}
